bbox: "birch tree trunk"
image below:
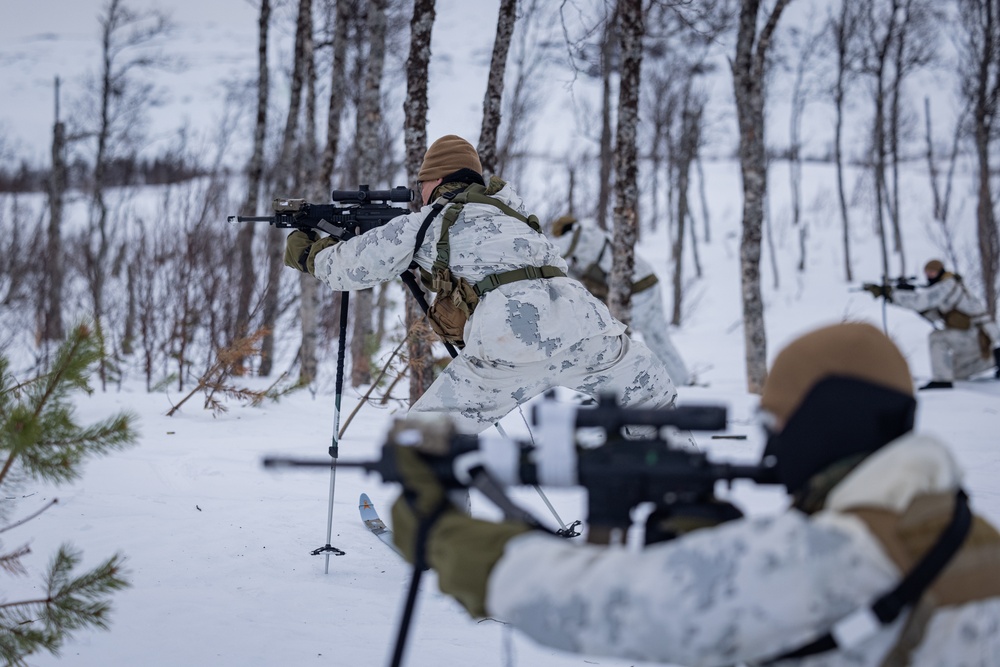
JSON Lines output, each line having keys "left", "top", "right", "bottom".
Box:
{"left": 261, "top": 0, "right": 311, "bottom": 377}
{"left": 404, "top": 0, "right": 437, "bottom": 405}
{"left": 832, "top": 0, "right": 855, "bottom": 283}
{"left": 299, "top": 3, "right": 319, "bottom": 385}
{"left": 671, "top": 94, "right": 700, "bottom": 326}
{"left": 44, "top": 77, "right": 66, "bottom": 344}
{"left": 596, "top": 7, "right": 618, "bottom": 231}
{"left": 731, "top": 0, "right": 791, "bottom": 394}
{"left": 960, "top": 0, "right": 1000, "bottom": 316}
{"left": 477, "top": 0, "right": 518, "bottom": 177}
{"left": 350, "top": 0, "right": 387, "bottom": 388}
{"left": 235, "top": 0, "right": 270, "bottom": 367}
{"left": 319, "top": 0, "right": 350, "bottom": 188}
{"left": 607, "top": 0, "right": 643, "bottom": 326}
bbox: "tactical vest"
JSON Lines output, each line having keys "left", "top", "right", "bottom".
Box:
{"left": 413, "top": 184, "right": 565, "bottom": 349}
{"left": 562, "top": 226, "right": 658, "bottom": 302}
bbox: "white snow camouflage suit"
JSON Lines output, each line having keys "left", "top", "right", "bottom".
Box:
{"left": 553, "top": 220, "right": 692, "bottom": 386}
{"left": 892, "top": 274, "right": 1000, "bottom": 382}
{"left": 485, "top": 433, "right": 1000, "bottom": 666}
{"left": 311, "top": 180, "right": 677, "bottom": 433}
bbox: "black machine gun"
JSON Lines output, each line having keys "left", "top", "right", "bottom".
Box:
{"left": 228, "top": 185, "right": 414, "bottom": 241}
{"left": 265, "top": 393, "right": 778, "bottom": 546}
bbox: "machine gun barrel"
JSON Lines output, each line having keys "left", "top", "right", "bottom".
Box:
{"left": 227, "top": 185, "right": 415, "bottom": 240}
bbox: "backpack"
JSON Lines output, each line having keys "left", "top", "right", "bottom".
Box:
{"left": 412, "top": 182, "right": 565, "bottom": 349}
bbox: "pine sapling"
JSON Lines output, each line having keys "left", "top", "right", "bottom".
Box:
{"left": 0, "top": 323, "right": 137, "bottom": 664}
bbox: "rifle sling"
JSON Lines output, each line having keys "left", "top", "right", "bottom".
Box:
{"left": 415, "top": 185, "right": 560, "bottom": 297}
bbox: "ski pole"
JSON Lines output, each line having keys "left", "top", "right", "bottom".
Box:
{"left": 312, "top": 291, "right": 349, "bottom": 569}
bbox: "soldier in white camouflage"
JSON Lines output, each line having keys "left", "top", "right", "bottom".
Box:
{"left": 550, "top": 214, "right": 693, "bottom": 386}
{"left": 864, "top": 259, "right": 1000, "bottom": 390}
{"left": 283, "top": 135, "right": 676, "bottom": 433}
{"left": 389, "top": 322, "right": 1000, "bottom": 666}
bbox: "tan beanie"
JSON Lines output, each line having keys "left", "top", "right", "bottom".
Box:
{"left": 760, "top": 322, "right": 913, "bottom": 426}
{"left": 924, "top": 259, "right": 945, "bottom": 275}
{"left": 417, "top": 135, "right": 482, "bottom": 182}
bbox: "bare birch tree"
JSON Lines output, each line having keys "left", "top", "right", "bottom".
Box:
{"left": 732, "top": 0, "right": 792, "bottom": 394}
{"left": 43, "top": 77, "right": 67, "bottom": 344}
{"left": 923, "top": 98, "right": 965, "bottom": 270}
{"left": 84, "top": 0, "right": 173, "bottom": 386}
{"left": 958, "top": 0, "right": 1000, "bottom": 317}
{"left": 234, "top": 0, "right": 270, "bottom": 369}
{"left": 404, "top": 0, "right": 437, "bottom": 404}
{"left": 596, "top": 5, "right": 619, "bottom": 232}
{"left": 299, "top": 1, "right": 321, "bottom": 385}
{"left": 351, "top": 0, "right": 387, "bottom": 388}
{"left": 828, "top": 0, "right": 861, "bottom": 282}
{"left": 478, "top": 0, "right": 518, "bottom": 177}
{"left": 786, "top": 22, "right": 825, "bottom": 273}
{"left": 260, "top": 0, "right": 311, "bottom": 377}
{"left": 607, "top": 0, "right": 643, "bottom": 326}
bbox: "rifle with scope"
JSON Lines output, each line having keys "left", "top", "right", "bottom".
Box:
{"left": 228, "top": 185, "right": 414, "bottom": 241}
{"left": 264, "top": 393, "right": 778, "bottom": 546}
{"left": 855, "top": 275, "right": 918, "bottom": 300}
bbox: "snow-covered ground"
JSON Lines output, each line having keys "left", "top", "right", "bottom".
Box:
{"left": 9, "top": 154, "right": 998, "bottom": 667}
{"left": 4, "top": 2, "right": 999, "bottom": 665}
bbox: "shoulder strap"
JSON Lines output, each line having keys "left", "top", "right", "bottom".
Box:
{"left": 452, "top": 184, "right": 542, "bottom": 232}
{"left": 410, "top": 191, "right": 459, "bottom": 271}
{"left": 761, "top": 490, "right": 972, "bottom": 664}
{"left": 562, "top": 226, "right": 582, "bottom": 260}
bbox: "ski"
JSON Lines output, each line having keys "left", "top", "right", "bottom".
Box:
{"left": 359, "top": 493, "right": 402, "bottom": 556}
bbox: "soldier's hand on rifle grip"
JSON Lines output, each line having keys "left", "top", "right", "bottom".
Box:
{"left": 283, "top": 230, "right": 337, "bottom": 275}
{"left": 862, "top": 283, "right": 892, "bottom": 301}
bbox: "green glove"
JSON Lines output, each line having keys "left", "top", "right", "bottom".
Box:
{"left": 390, "top": 445, "right": 532, "bottom": 617}
{"left": 283, "top": 230, "right": 338, "bottom": 275}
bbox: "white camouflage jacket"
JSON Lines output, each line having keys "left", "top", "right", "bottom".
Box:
{"left": 892, "top": 275, "right": 992, "bottom": 328}
{"left": 312, "top": 182, "right": 626, "bottom": 364}
{"left": 487, "top": 434, "right": 1000, "bottom": 666}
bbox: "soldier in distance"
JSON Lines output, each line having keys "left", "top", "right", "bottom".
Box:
{"left": 864, "top": 259, "right": 1000, "bottom": 390}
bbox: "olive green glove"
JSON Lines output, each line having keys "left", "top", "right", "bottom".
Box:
{"left": 283, "top": 230, "right": 338, "bottom": 275}
{"left": 390, "top": 445, "right": 532, "bottom": 617}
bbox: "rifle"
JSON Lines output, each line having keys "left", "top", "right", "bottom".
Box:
{"left": 854, "top": 275, "right": 919, "bottom": 298}
{"left": 265, "top": 392, "right": 778, "bottom": 547}
{"left": 853, "top": 276, "right": 918, "bottom": 335}
{"left": 228, "top": 185, "right": 414, "bottom": 240}
{"left": 265, "top": 392, "right": 777, "bottom": 667}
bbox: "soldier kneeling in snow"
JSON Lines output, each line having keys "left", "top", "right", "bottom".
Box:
{"left": 390, "top": 322, "right": 1000, "bottom": 666}
{"left": 864, "top": 259, "right": 1000, "bottom": 390}
{"left": 283, "top": 135, "right": 677, "bottom": 434}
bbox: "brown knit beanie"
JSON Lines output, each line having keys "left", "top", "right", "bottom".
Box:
{"left": 924, "top": 259, "right": 945, "bottom": 276}
{"left": 760, "top": 322, "right": 913, "bottom": 427}
{"left": 417, "top": 135, "right": 482, "bottom": 182}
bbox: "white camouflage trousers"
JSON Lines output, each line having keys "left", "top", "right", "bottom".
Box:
{"left": 630, "top": 285, "right": 691, "bottom": 386}
{"left": 928, "top": 326, "right": 997, "bottom": 381}
{"left": 410, "top": 333, "right": 677, "bottom": 434}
